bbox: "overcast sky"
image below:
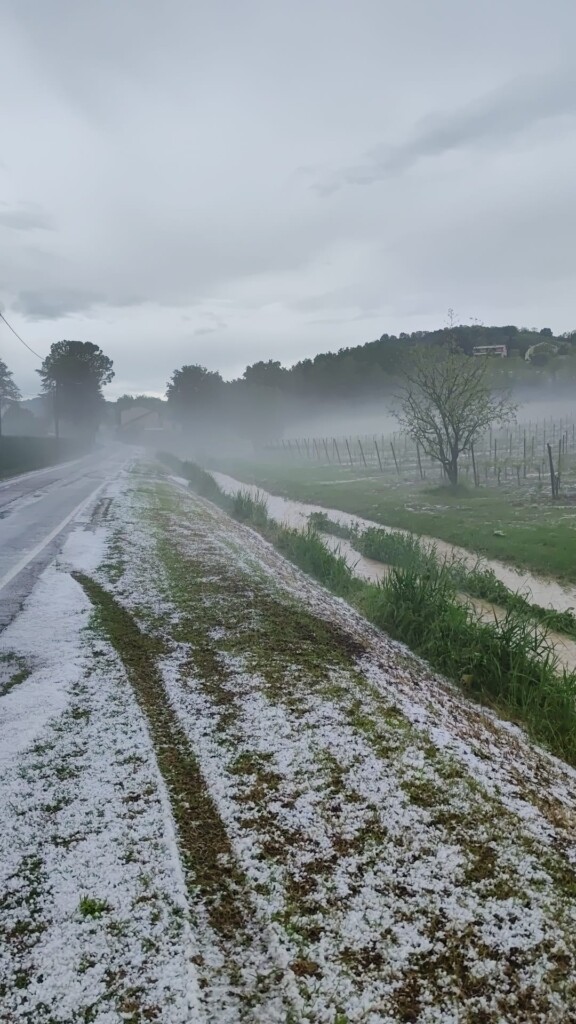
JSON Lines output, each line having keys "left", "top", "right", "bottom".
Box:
{"left": 1, "top": 0, "right": 575, "bottom": 399}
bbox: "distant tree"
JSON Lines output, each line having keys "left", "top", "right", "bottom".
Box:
{"left": 528, "top": 341, "right": 557, "bottom": 367}
{"left": 117, "top": 393, "right": 165, "bottom": 409}
{"left": 0, "top": 358, "right": 22, "bottom": 437}
{"left": 1, "top": 403, "right": 40, "bottom": 437}
{"left": 166, "top": 365, "right": 223, "bottom": 425}
{"left": 395, "top": 346, "right": 516, "bottom": 486}
{"left": 243, "top": 360, "right": 288, "bottom": 389}
{"left": 539, "top": 327, "right": 553, "bottom": 337}
{"left": 37, "top": 341, "right": 114, "bottom": 438}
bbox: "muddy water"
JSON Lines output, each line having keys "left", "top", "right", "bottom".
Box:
{"left": 212, "top": 472, "right": 576, "bottom": 615}
{"left": 213, "top": 472, "right": 576, "bottom": 673}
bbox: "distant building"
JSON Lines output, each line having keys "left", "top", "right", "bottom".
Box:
{"left": 119, "top": 406, "right": 163, "bottom": 431}
{"left": 472, "top": 345, "right": 508, "bottom": 358}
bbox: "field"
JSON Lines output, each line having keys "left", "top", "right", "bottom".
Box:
{"left": 265, "top": 416, "right": 576, "bottom": 493}
{"left": 4, "top": 457, "right": 576, "bottom": 1020}
{"left": 209, "top": 452, "right": 576, "bottom": 586}
{"left": 5, "top": 460, "right": 576, "bottom": 1019}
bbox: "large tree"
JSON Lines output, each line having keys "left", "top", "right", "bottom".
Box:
{"left": 38, "top": 340, "right": 114, "bottom": 437}
{"left": 395, "top": 346, "right": 516, "bottom": 486}
{"left": 166, "top": 365, "right": 223, "bottom": 425}
{"left": 0, "top": 358, "right": 22, "bottom": 437}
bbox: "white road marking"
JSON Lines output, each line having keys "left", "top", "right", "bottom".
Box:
{"left": 0, "top": 480, "right": 106, "bottom": 592}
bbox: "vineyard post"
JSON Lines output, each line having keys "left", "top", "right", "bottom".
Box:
{"left": 547, "top": 443, "right": 558, "bottom": 498}
{"left": 333, "top": 438, "right": 342, "bottom": 464}
{"left": 344, "top": 438, "right": 354, "bottom": 468}
{"left": 390, "top": 441, "right": 400, "bottom": 476}
{"left": 374, "top": 439, "right": 383, "bottom": 472}
{"left": 357, "top": 439, "right": 368, "bottom": 468}
{"left": 322, "top": 438, "right": 331, "bottom": 463}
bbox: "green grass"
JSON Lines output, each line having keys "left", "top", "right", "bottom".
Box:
{"left": 357, "top": 526, "right": 435, "bottom": 571}
{"left": 159, "top": 452, "right": 227, "bottom": 505}
{"left": 162, "top": 453, "right": 576, "bottom": 768}
{"left": 231, "top": 489, "right": 269, "bottom": 528}
{"left": 358, "top": 566, "right": 576, "bottom": 754}
{"left": 448, "top": 559, "right": 576, "bottom": 637}
{"left": 209, "top": 457, "right": 576, "bottom": 585}
{"left": 308, "top": 513, "right": 576, "bottom": 638}
{"left": 308, "top": 511, "right": 355, "bottom": 540}
{"left": 78, "top": 896, "right": 111, "bottom": 919}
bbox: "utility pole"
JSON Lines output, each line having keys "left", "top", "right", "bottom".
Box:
{"left": 53, "top": 381, "right": 60, "bottom": 440}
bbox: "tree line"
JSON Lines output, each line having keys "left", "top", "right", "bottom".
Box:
{"left": 1, "top": 322, "right": 575, "bottom": 441}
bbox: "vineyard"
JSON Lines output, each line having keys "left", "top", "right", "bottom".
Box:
{"left": 264, "top": 416, "right": 576, "bottom": 495}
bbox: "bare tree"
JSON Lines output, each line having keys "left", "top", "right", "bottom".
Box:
{"left": 395, "top": 346, "right": 516, "bottom": 486}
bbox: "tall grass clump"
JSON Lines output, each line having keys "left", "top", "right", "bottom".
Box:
{"left": 350, "top": 521, "right": 576, "bottom": 640}
{"left": 307, "top": 511, "right": 355, "bottom": 540}
{"left": 231, "top": 489, "right": 269, "bottom": 529}
{"left": 275, "top": 525, "right": 361, "bottom": 601}
{"left": 357, "top": 526, "right": 435, "bottom": 571}
{"left": 359, "top": 565, "right": 576, "bottom": 765}
{"left": 449, "top": 558, "right": 576, "bottom": 638}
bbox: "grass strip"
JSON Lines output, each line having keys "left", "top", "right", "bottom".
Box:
{"left": 74, "top": 571, "right": 249, "bottom": 941}
{"left": 159, "top": 454, "right": 576, "bottom": 767}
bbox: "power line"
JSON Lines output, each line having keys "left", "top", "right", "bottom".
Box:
{"left": 0, "top": 311, "right": 43, "bottom": 361}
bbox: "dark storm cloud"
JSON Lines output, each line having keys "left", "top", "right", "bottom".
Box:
{"left": 13, "top": 289, "right": 107, "bottom": 320}
{"left": 14, "top": 288, "right": 146, "bottom": 321}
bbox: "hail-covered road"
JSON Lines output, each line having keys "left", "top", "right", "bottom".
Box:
{"left": 0, "top": 446, "right": 129, "bottom": 628}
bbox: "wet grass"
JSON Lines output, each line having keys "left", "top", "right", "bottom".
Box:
{"left": 147, "top": 511, "right": 561, "bottom": 1012}
{"left": 358, "top": 567, "right": 576, "bottom": 767}
{"left": 161, "top": 456, "right": 576, "bottom": 767}
{"left": 310, "top": 513, "right": 576, "bottom": 638}
{"left": 208, "top": 456, "right": 576, "bottom": 585}
{"left": 69, "top": 464, "right": 576, "bottom": 1020}
{"left": 0, "top": 653, "right": 29, "bottom": 696}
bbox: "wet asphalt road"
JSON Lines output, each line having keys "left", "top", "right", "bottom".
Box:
{"left": 0, "top": 446, "right": 128, "bottom": 630}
